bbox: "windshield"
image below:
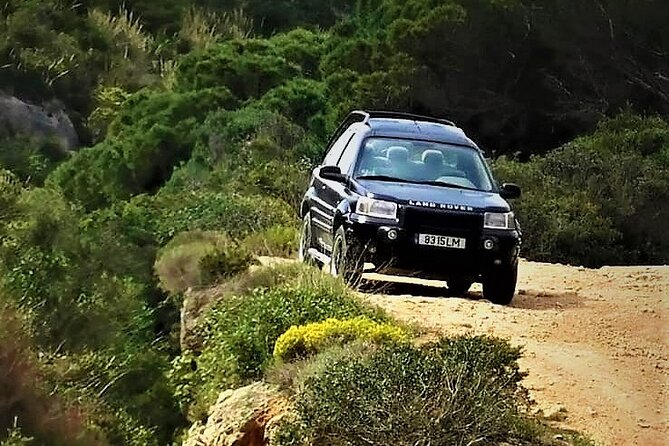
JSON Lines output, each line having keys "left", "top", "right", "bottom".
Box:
{"left": 354, "top": 137, "right": 494, "bottom": 191}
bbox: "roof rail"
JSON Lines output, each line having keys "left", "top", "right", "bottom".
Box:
{"left": 362, "top": 110, "right": 455, "bottom": 127}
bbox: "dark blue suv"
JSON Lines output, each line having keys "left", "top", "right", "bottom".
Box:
{"left": 299, "top": 111, "right": 522, "bottom": 304}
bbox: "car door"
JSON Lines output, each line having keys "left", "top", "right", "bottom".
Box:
{"left": 312, "top": 129, "right": 356, "bottom": 252}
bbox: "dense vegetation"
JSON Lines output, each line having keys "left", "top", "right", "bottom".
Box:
{"left": 0, "top": 0, "right": 667, "bottom": 444}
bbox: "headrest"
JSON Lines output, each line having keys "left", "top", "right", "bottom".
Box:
{"left": 422, "top": 149, "right": 444, "bottom": 167}
{"left": 387, "top": 146, "right": 409, "bottom": 162}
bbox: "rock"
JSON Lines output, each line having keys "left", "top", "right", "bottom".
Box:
{"left": 180, "top": 290, "right": 210, "bottom": 351}
{"left": 0, "top": 93, "right": 79, "bottom": 150}
{"left": 543, "top": 404, "right": 568, "bottom": 421}
{"left": 183, "top": 382, "right": 289, "bottom": 446}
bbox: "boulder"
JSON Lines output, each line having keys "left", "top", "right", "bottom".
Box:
{"left": 183, "top": 382, "right": 290, "bottom": 446}
{"left": 0, "top": 93, "right": 79, "bottom": 150}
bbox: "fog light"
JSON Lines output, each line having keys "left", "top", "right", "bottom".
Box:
{"left": 484, "top": 239, "right": 495, "bottom": 250}
{"left": 387, "top": 229, "right": 398, "bottom": 241}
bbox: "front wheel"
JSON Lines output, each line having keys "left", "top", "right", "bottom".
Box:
{"left": 482, "top": 262, "right": 518, "bottom": 305}
{"left": 330, "top": 226, "right": 363, "bottom": 286}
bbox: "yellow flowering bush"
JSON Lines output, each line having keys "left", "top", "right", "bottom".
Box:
{"left": 273, "top": 316, "right": 408, "bottom": 362}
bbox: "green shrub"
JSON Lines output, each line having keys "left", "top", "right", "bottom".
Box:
{"left": 48, "top": 346, "right": 181, "bottom": 446}
{"left": 155, "top": 230, "right": 254, "bottom": 295}
{"left": 152, "top": 192, "right": 296, "bottom": 243}
{"left": 283, "top": 336, "right": 536, "bottom": 446}
{"left": 274, "top": 316, "right": 408, "bottom": 362}
{"left": 0, "top": 189, "right": 184, "bottom": 444}
{"left": 199, "top": 105, "right": 320, "bottom": 166}
{"left": 0, "top": 304, "right": 104, "bottom": 446}
{"left": 174, "top": 38, "right": 301, "bottom": 98}
{"left": 98, "top": 190, "right": 295, "bottom": 248}
{"left": 494, "top": 113, "right": 669, "bottom": 266}
{"left": 199, "top": 239, "right": 256, "bottom": 284}
{"left": 47, "top": 88, "right": 238, "bottom": 210}
{"left": 0, "top": 136, "right": 67, "bottom": 184}
{"left": 242, "top": 225, "right": 299, "bottom": 257}
{"left": 170, "top": 263, "right": 387, "bottom": 419}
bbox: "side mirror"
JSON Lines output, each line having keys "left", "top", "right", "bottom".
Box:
{"left": 500, "top": 183, "right": 521, "bottom": 199}
{"left": 319, "top": 165, "right": 347, "bottom": 183}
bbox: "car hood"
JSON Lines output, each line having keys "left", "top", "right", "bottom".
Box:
{"left": 356, "top": 179, "right": 510, "bottom": 212}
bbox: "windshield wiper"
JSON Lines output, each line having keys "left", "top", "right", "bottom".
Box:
{"left": 355, "top": 175, "right": 413, "bottom": 183}
{"left": 410, "top": 180, "right": 479, "bottom": 191}
{"left": 356, "top": 176, "right": 481, "bottom": 191}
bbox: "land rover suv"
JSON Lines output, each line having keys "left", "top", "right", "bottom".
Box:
{"left": 298, "top": 111, "right": 522, "bottom": 305}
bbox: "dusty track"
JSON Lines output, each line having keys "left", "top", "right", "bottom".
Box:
{"left": 363, "top": 260, "right": 669, "bottom": 446}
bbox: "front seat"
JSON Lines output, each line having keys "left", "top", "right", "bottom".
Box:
{"left": 422, "top": 149, "right": 444, "bottom": 180}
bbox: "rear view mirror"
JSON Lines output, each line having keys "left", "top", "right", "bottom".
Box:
{"left": 319, "top": 165, "right": 347, "bottom": 183}
{"left": 500, "top": 183, "right": 521, "bottom": 199}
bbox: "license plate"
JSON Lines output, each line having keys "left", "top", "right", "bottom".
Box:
{"left": 417, "top": 234, "right": 466, "bottom": 249}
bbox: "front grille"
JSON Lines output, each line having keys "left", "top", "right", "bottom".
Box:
{"left": 402, "top": 206, "right": 483, "bottom": 236}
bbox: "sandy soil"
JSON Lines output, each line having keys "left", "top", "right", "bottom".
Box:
{"left": 362, "top": 260, "right": 669, "bottom": 446}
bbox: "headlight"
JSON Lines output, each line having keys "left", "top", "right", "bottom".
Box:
{"left": 356, "top": 197, "right": 398, "bottom": 220}
{"left": 484, "top": 212, "right": 516, "bottom": 230}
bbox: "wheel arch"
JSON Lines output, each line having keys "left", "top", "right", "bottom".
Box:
{"left": 332, "top": 199, "right": 353, "bottom": 234}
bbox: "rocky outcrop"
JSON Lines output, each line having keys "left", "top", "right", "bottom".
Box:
{"left": 0, "top": 93, "right": 79, "bottom": 150}
{"left": 183, "top": 382, "right": 290, "bottom": 446}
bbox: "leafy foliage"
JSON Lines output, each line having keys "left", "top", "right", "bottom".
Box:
{"left": 241, "top": 225, "right": 299, "bottom": 258}
{"left": 282, "top": 336, "right": 534, "bottom": 446}
{"left": 155, "top": 230, "right": 254, "bottom": 295}
{"left": 48, "top": 88, "right": 237, "bottom": 209}
{"left": 273, "top": 316, "right": 408, "bottom": 362}
{"left": 0, "top": 304, "right": 104, "bottom": 446}
{"left": 495, "top": 113, "right": 669, "bottom": 266}
{"left": 0, "top": 136, "right": 66, "bottom": 185}
{"left": 171, "top": 264, "right": 387, "bottom": 418}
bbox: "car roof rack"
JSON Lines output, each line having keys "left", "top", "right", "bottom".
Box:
{"left": 350, "top": 110, "right": 456, "bottom": 127}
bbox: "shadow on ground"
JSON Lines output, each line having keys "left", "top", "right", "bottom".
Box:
{"left": 360, "top": 278, "right": 585, "bottom": 310}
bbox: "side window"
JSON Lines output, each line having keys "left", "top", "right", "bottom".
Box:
{"left": 336, "top": 133, "right": 359, "bottom": 173}
{"left": 323, "top": 130, "right": 354, "bottom": 166}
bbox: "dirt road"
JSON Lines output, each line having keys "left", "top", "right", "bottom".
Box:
{"left": 363, "top": 260, "right": 669, "bottom": 446}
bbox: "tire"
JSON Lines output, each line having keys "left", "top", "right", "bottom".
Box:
{"left": 482, "top": 261, "right": 518, "bottom": 305}
{"left": 298, "top": 213, "right": 317, "bottom": 266}
{"left": 447, "top": 278, "right": 472, "bottom": 296}
{"left": 330, "top": 226, "right": 363, "bottom": 286}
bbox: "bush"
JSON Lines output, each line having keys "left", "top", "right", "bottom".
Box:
{"left": 48, "top": 346, "right": 181, "bottom": 446}
{"left": 0, "top": 188, "right": 153, "bottom": 350}
{"left": 493, "top": 113, "right": 669, "bottom": 266}
{"left": 0, "top": 305, "right": 102, "bottom": 446}
{"left": 0, "top": 135, "right": 67, "bottom": 184}
{"left": 282, "top": 336, "right": 538, "bottom": 446}
{"left": 0, "top": 189, "right": 184, "bottom": 444}
{"left": 48, "top": 88, "right": 237, "bottom": 210}
{"left": 199, "top": 239, "right": 256, "bottom": 285}
{"left": 98, "top": 190, "right": 296, "bottom": 249}
{"left": 170, "top": 263, "right": 387, "bottom": 419}
{"left": 155, "top": 230, "right": 254, "bottom": 295}
{"left": 242, "top": 225, "right": 299, "bottom": 257}
{"left": 174, "top": 39, "right": 300, "bottom": 98}
{"left": 273, "top": 316, "right": 408, "bottom": 362}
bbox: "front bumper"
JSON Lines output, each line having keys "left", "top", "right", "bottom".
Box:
{"left": 346, "top": 213, "right": 520, "bottom": 280}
